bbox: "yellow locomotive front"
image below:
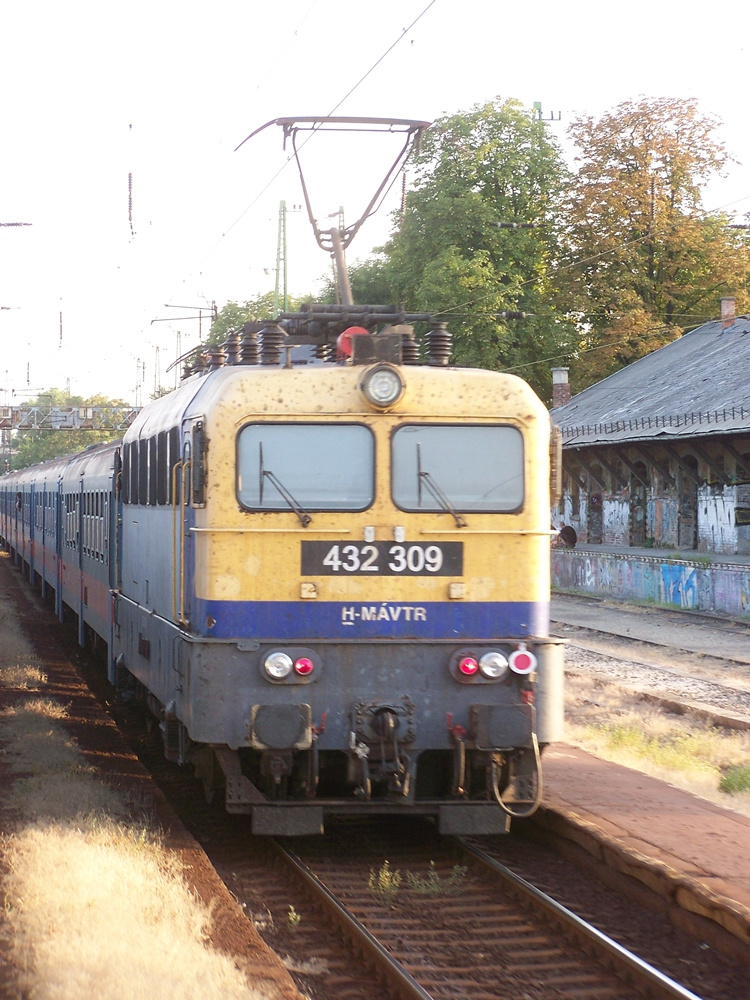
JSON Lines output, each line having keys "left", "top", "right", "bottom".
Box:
{"left": 170, "top": 322, "right": 564, "bottom": 835}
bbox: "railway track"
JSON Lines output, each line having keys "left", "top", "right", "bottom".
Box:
{"left": 269, "top": 823, "right": 703, "bottom": 1000}
{"left": 551, "top": 597, "right": 750, "bottom": 729}
{"left": 2, "top": 560, "right": 749, "bottom": 998}
{"left": 143, "top": 749, "right": 750, "bottom": 1000}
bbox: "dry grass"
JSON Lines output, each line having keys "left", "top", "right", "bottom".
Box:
{"left": 3, "top": 819, "right": 270, "bottom": 1000}
{"left": 0, "top": 600, "right": 273, "bottom": 1000}
{"left": 565, "top": 672, "right": 750, "bottom": 817}
{"left": 0, "top": 663, "right": 47, "bottom": 690}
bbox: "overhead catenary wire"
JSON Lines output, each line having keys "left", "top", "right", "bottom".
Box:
{"left": 168, "top": 0, "right": 439, "bottom": 303}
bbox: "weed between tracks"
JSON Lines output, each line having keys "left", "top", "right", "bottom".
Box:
{"left": 565, "top": 673, "right": 750, "bottom": 816}
{"left": 0, "top": 597, "right": 272, "bottom": 1000}
{"left": 368, "top": 859, "right": 469, "bottom": 906}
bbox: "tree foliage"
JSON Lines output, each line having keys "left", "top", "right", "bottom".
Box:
{"left": 379, "top": 99, "right": 575, "bottom": 399}
{"left": 560, "top": 97, "right": 750, "bottom": 389}
{"left": 322, "top": 100, "right": 575, "bottom": 399}
{"left": 205, "top": 291, "right": 308, "bottom": 348}
{"left": 331, "top": 96, "right": 750, "bottom": 400}
{"left": 10, "top": 388, "right": 128, "bottom": 470}
{"left": 172, "top": 97, "right": 750, "bottom": 404}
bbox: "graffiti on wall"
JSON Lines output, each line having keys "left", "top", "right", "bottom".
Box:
{"left": 647, "top": 498, "right": 679, "bottom": 548}
{"left": 551, "top": 550, "right": 750, "bottom": 619}
{"left": 660, "top": 563, "right": 697, "bottom": 608}
{"left": 603, "top": 499, "right": 629, "bottom": 545}
{"left": 697, "top": 486, "right": 738, "bottom": 554}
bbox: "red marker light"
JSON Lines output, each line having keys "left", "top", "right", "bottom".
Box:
{"left": 458, "top": 656, "right": 479, "bottom": 676}
{"left": 294, "top": 657, "right": 314, "bottom": 676}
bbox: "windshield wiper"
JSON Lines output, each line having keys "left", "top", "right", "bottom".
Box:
{"left": 259, "top": 443, "right": 312, "bottom": 527}
{"left": 417, "top": 444, "right": 467, "bottom": 528}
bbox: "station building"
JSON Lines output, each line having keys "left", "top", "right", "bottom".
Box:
{"left": 550, "top": 297, "right": 750, "bottom": 618}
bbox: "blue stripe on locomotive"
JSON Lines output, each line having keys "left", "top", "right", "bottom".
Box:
{"left": 192, "top": 598, "right": 549, "bottom": 640}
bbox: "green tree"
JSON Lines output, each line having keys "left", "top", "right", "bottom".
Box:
{"left": 342, "top": 99, "right": 575, "bottom": 400}
{"left": 560, "top": 97, "right": 750, "bottom": 390}
{"left": 205, "top": 291, "right": 310, "bottom": 348}
{"left": 10, "top": 388, "right": 127, "bottom": 470}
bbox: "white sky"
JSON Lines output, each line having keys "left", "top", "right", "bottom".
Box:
{"left": 1, "top": 0, "right": 748, "bottom": 404}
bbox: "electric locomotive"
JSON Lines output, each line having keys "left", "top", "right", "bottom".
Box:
{"left": 0, "top": 317, "right": 564, "bottom": 835}
{"left": 0, "top": 117, "right": 565, "bottom": 835}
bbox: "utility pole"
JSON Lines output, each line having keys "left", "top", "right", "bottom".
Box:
{"left": 273, "top": 202, "right": 301, "bottom": 314}
{"left": 328, "top": 206, "right": 351, "bottom": 305}
{"left": 274, "top": 201, "right": 287, "bottom": 315}
{"left": 154, "top": 346, "right": 160, "bottom": 397}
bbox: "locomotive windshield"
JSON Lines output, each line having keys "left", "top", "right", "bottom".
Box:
{"left": 392, "top": 425, "right": 524, "bottom": 512}
{"left": 237, "top": 423, "right": 375, "bottom": 512}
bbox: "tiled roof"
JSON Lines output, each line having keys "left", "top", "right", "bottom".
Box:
{"left": 552, "top": 317, "right": 750, "bottom": 446}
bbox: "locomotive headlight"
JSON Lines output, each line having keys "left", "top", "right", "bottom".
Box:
{"left": 360, "top": 364, "right": 405, "bottom": 409}
{"left": 264, "top": 652, "right": 293, "bottom": 679}
{"left": 479, "top": 651, "right": 508, "bottom": 679}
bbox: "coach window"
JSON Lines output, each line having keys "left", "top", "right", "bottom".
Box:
{"left": 102, "top": 492, "right": 109, "bottom": 562}
{"left": 82, "top": 494, "right": 89, "bottom": 555}
{"left": 237, "top": 423, "right": 375, "bottom": 512}
{"left": 392, "top": 424, "right": 524, "bottom": 513}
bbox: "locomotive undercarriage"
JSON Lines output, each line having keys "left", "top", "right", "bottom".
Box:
{"left": 179, "top": 702, "right": 543, "bottom": 835}
{"left": 187, "top": 744, "right": 541, "bottom": 835}
{"left": 130, "top": 671, "right": 543, "bottom": 835}
{"left": 113, "top": 596, "right": 563, "bottom": 835}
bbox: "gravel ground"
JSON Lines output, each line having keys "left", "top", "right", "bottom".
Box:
{"left": 563, "top": 641, "right": 750, "bottom": 719}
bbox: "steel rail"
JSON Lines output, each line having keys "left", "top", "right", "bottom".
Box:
{"left": 273, "top": 840, "right": 434, "bottom": 1000}
{"left": 458, "top": 838, "right": 704, "bottom": 1000}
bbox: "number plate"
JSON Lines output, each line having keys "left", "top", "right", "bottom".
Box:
{"left": 301, "top": 541, "right": 463, "bottom": 576}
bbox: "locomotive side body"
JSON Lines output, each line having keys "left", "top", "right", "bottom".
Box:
{"left": 1, "top": 350, "right": 563, "bottom": 836}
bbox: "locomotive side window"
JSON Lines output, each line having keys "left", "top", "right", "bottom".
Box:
{"left": 237, "top": 423, "right": 375, "bottom": 512}
{"left": 392, "top": 424, "right": 524, "bottom": 513}
{"left": 148, "top": 436, "right": 158, "bottom": 505}
{"left": 138, "top": 439, "right": 149, "bottom": 505}
{"left": 156, "top": 431, "right": 168, "bottom": 504}
{"left": 128, "top": 441, "right": 139, "bottom": 503}
{"left": 192, "top": 421, "right": 207, "bottom": 506}
{"left": 121, "top": 445, "right": 130, "bottom": 503}
{"left": 169, "top": 426, "right": 180, "bottom": 504}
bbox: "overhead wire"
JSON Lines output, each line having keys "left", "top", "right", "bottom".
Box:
{"left": 167, "top": 0, "right": 750, "bottom": 357}
{"left": 169, "top": 0, "right": 439, "bottom": 301}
